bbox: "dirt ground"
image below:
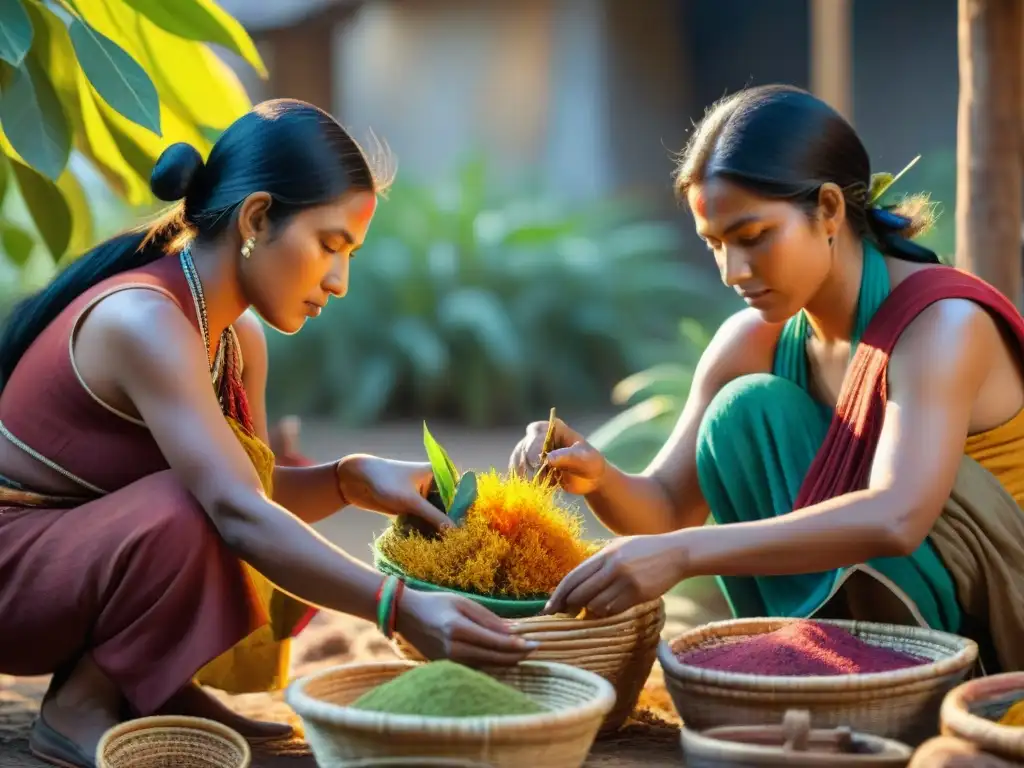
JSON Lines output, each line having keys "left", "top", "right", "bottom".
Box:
{"left": 0, "top": 418, "right": 726, "bottom": 766}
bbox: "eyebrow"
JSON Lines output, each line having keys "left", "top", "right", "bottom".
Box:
{"left": 322, "top": 227, "right": 362, "bottom": 251}
{"left": 698, "top": 215, "right": 762, "bottom": 239}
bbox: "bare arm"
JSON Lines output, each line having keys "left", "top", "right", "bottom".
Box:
{"left": 233, "top": 311, "right": 346, "bottom": 524}
{"left": 103, "top": 293, "right": 388, "bottom": 621}
{"left": 680, "top": 298, "right": 994, "bottom": 576}
{"left": 515, "top": 309, "right": 779, "bottom": 535}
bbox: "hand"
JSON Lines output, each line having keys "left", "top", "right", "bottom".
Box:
{"left": 544, "top": 533, "right": 687, "bottom": 618}
{"left": 336, "top": 454, "right": 451, "bottom": 531}
{"left": 396, "top": 589, "right": 538, "bottom": 665}
{"left": 508, "top": 417, "right": 607, "bottom": 495}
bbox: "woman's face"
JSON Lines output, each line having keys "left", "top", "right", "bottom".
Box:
{"left": 243, "top": 190, "right": 377, "bottom": 333}
{"left": 687, "top": 177, "right": 836, "bottom": 323}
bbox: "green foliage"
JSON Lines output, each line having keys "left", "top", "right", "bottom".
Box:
{"left": 423, "top": 421, "right": 459, "bottom": 510}
{"left": 264, "top": 159, "right": 722, "bottom": 427}
{"left": 588, "top": 318, "right": 715, "bottom": 474}
{"left": 0, "top": 0, "right": 261, "bottom": 270}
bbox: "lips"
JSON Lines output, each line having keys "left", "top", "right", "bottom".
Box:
{"left": 739, "top": 288, "right": 771, "bottom": 301}
{"left": 305, "top": 302, "right": 324, "bottom": 317}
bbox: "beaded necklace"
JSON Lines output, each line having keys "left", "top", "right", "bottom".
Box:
{"left": 178, "top": 245, "right": 256, "bottom": 433}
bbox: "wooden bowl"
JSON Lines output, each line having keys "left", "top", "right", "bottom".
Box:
{"left": 940, "top": 672, "right": 1024, "bottom": 760}
{"left": 285, "top": 659, "right": 616, "bottom": 767}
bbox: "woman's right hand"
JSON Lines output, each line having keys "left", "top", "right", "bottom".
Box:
{"left": 396, "top": 589, "right": 537, "bottom": 665}
{"left": 508, "top": 417, "right": 607, "bottom": 495}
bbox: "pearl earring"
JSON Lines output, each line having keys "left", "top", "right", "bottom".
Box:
{"left": 241, "top": 237, "right": 255, "bottom": 259}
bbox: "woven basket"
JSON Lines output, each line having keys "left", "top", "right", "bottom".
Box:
{"left": 939, "top": 672, "right": 1024, "bottom": 760}
{"left": 393, "top": 598, "right": 665, "bottom": 732}
{"left": 285, "top": 659, "right": 615, "bottom": 768}
{"left": 96, "top": 715, "right": 251, "bottom": 768}
{"left": 659, "top": 617, "right": 978, "bottom": 746}
{"left": 681, "top": 708, "right": 914, "bottom": 767}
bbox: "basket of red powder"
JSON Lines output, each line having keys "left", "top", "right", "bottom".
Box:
{"left": 658, "top": 618, "right": 978, "bottom": 746}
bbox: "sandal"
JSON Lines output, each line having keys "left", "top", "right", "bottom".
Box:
{"left": 28, "top": 714, "right": 97, "bottom": 768}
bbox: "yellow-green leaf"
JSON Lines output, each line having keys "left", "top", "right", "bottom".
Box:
{"left": 0, "top": 220, "right": 34, "bottom": 265}
{"left": 132, "top": 12, "right": 251, "bottom": 132}
{"left": 68, "top": 16, "right": 161, "bottom": 134}
{"left": 58, "top": 169, "right": 93, "bottom": 259}
{"left": 423, "top": 421, "right": 458, "bottom": 510}
{"left": 0, "top": 152, "right": 8, "bottom": 207}
{"left": 10, "top": 158, "right": 71, "bottom": 259}
{"left": 0, "top": 57, "right": 71, "bottom": 179}
{"left": 0, "top": 0, "right": 32, "bottom": 66}
{"left": 120, "top": 0, "right": 267, "bottom": 78}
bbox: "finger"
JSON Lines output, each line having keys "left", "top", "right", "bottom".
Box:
{"left": 404, "top": 494, "right": 453, "bottom": 531}
{"left": 581, "top": 582, "right": 628, "bottom": 618}
{"left": 601, "top": 589, "right": 639, "bottom": 619}
{"left": 448, "top": 640, "right": 532, "bottom": 667}
{"left": 545, "top": 444, "right": 590, "bottom": 471}
{"left": 456, "top": 597, "right": 515, "bottom": 635}
{"left": 558, "top": 560, "right": 617, "bottom": 615}
{"left": 544, "top": 554, "right": 606, "bottom": 614}
{"left": 453, "top": 614, "right": 539, "bottom": 654}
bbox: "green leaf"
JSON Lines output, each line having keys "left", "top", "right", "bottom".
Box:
{"left": 0, "top": 0, "right": 32, "bottom": 65}
{"left": 68, "top": 16, "right": 161, "bottom": 134}
{"left": 57, "top": 169, "right": 93, "bottom": 259}
{"left": 447, "top": 471, "right": 477, "bottom": 527}
{"left": 119, "top": 0, "right": 267, "bottom": 78}
{"left": 10, "top": 159, "right": 71, "bottom": 258}
{"left": 0, "top": 152, "right": 9, "bottom": 207}
{"left": 422, "top": 421, "right": 457, "bottom": 510}
{"left": 0, "top": 220, "right": 33, "bottom": 265}
{"left": 0, "top": 58, "right": 71, "bottom": 179}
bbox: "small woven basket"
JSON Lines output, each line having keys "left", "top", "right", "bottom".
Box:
{"left": 285, "top": 659, "right": 615, "bottom": 768}
{"left": 659, "top": 617, "right": 978, "bottom": 746}
{"left": 96, "top": 715, "right": 251, "bottom": 768}
{"left": 940, "top": 671, "right": 1024, "bottom": 760}
{"left": 393, "top": 598, "right": 665, "bottom": 732}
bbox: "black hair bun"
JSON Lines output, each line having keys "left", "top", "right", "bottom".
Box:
{"left": 150, "top": 142, "right": 205, "bottom": 202}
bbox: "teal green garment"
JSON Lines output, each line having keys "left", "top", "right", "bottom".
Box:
{"left": 694, "top": 242, "right": 962, "bottom": 632}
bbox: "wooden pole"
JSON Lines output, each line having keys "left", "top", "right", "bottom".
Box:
{"left": 956, "top": 0, "right": 1024, "bottom": 305}
{"left": 810, "top": 0, "right": 853, "bottom": 121}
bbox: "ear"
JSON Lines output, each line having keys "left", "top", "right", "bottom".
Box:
{"left": 236, "top": 192, "right": 273, "bottom": 242}
{"left": 816, "top": 182, "right": 846, "bottom": 239}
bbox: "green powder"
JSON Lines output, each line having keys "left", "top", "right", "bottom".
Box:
{"left": 351, "top": 661, "right": 547, "bottom": 717}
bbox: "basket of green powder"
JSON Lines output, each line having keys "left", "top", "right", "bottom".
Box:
{"left": 285, "top": 659, "right": 616, "bottom": 767}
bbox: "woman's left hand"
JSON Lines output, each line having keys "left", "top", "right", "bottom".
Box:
{"left": 336, "top": 455, "right": 452, "bottom": 532}
{"left": 544, "top": 533, "right": 688, "bottom": 618}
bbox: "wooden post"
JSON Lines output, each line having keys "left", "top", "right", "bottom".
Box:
{"left": 956, "top": 0, "right": 1024, "bottom": 305}
{"left": 809, "top": 0, "right": 852, "bottom": 121}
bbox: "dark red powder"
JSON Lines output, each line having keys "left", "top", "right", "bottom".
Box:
{"left": 677, "top": 620, "right": 928, "bottom": 676}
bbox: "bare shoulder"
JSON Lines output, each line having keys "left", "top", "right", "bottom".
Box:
{"left": 894, "top": 298, "right": 999, "bottom": 361}
{"left": 694, "top": 307, "right": 783, "bottom": 387}
{"left": 79, "top": 288, "right": 196, "bottom": 360}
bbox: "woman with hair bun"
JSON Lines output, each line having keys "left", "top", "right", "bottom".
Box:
{"left": 0, "top": 99, "right": 532, "bottom": 767}
{"left": 512, "top": 84, "right": 1024, "bottom": 674}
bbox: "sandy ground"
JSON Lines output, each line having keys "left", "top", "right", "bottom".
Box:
{"left": 0, "top": 418, "right": 730, "bottom": 766}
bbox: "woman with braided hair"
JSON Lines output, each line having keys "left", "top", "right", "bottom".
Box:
{"left": 511, "top": 84, "right": 1024, "bottom": 674}
{"left": 0, "top": 99, "right": 532, "bottom": 768}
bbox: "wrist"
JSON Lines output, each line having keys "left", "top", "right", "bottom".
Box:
{"left": 375, "top": 574, "right": 407, "bottom": 638}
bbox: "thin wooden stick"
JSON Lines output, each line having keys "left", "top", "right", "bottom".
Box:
{"left": 535, "top": 407, "right": 558, "bottom": 484}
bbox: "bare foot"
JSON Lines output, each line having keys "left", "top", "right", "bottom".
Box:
{"left": 34, "top": 655, "right": 122, "bottom": 765}
{"left": 157, "top": 682, "right": 293, "bottom": 742}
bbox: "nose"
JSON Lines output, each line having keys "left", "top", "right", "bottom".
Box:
{"left": 322, "top": 253, "right": 349, "bottom": 298}
{"left": 721, "top": 246, "right": 753, "bottom": 287}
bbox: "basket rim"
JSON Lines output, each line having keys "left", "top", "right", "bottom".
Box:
{"left": 96, "top": 715, "right": 252, "bottom": 767}
{"left": 285, "top": 659, "right": 617, "bottom": 732}
{"left": 680, "top": 723, "right": 915, "bottom": 760}
{"left": 940, "top": 672, "right": 1024, "bottom": 746}
{"left": 658, "top": 616, "right": 978, "bottom": 692}
{"left": 372, "top": 536, "right": 550, "bottom": 614}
